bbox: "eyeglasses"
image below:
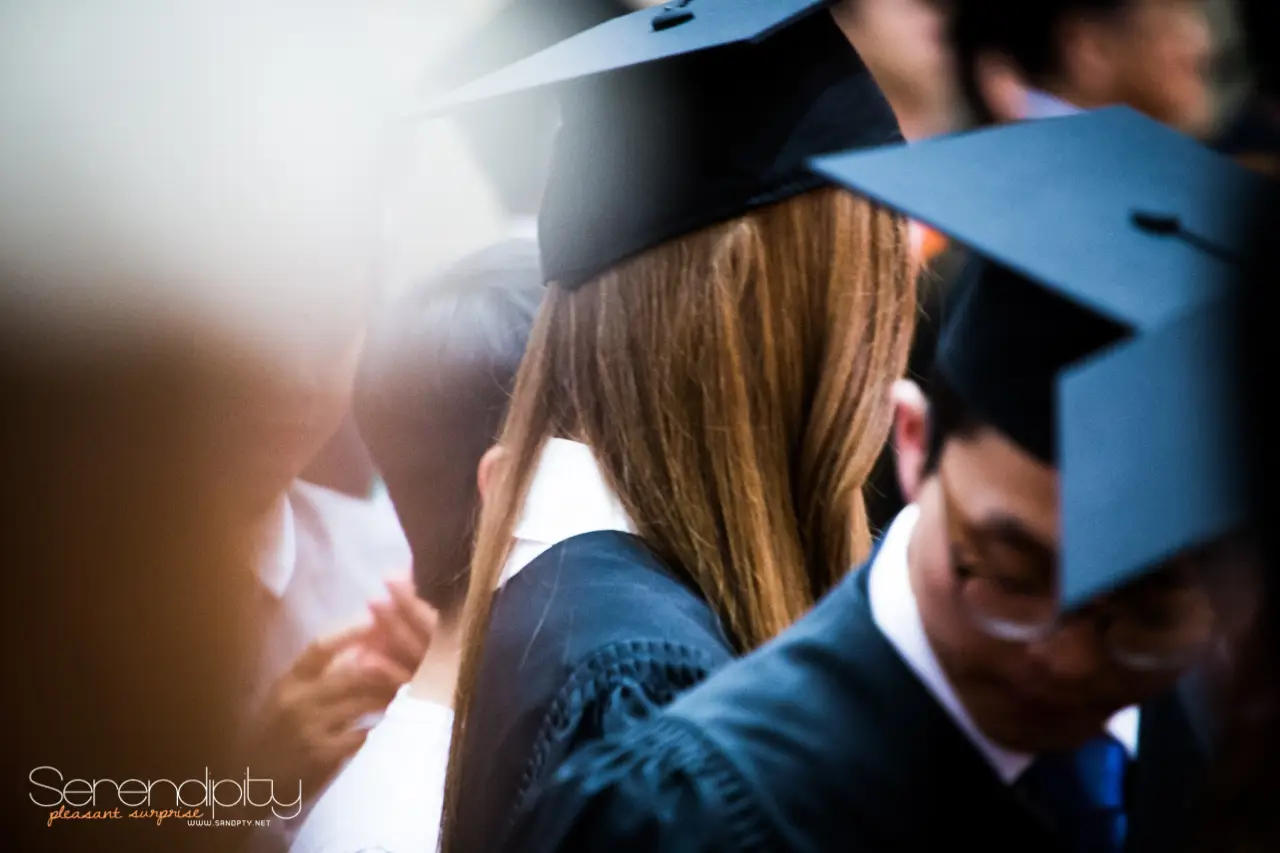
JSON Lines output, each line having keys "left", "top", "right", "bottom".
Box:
{"left": 938, "top": 468, "right": 1218, "bottom": 673}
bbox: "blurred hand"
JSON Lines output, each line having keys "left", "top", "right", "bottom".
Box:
{"left": 249, "top": 623, "right": 412, "bottom": 797}
{"left": 365, "top": 576, "right": 438, "bottom": 674}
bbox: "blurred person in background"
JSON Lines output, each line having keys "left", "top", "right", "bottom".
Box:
{"left": 834, "top": 0, "right": 959, "bottom": 140}
{"left": 0, "top": 2, "right": 497, "bottom": 850}
{"left": 232, "top": 303, "right": 424, "bottom": 853}
{"left": 865, "top": 0, "right": 1217, "bottom": 533}
{"left": 300, "top": 415, "right": 380, "bottom": 498}
{"left": 1, "top": 308, "right": 261, "bottom": 853}
{"left": 950, "top": 0, "right": 1214, "bottom": 133}
{"left": 289, "top": 237, "right": 542, "bottom": 853}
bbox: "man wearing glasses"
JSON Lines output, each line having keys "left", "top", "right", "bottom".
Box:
{"left": 862, "top": 261, "right": 1209, "bottom": 852}
{"left": 876, "top": 254, "right": 1210, "bottom": 760}
{"left": 505, "top": 109, "right": 1266, "bottom": 853}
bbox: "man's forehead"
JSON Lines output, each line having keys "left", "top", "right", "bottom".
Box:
{"left": 941, "top": 426, "right": 1060, "bottom": 547}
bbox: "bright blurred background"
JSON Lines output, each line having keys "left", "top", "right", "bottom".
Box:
{"left": 0, "top": 0, "right": 1258, "bottom": 358}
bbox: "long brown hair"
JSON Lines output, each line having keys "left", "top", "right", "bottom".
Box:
{"left": 440, "top": 186, "right": 916, "bottom": 849}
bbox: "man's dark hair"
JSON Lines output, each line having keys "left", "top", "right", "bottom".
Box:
{"left": 950, "top": 0, "right": 1130, "bottom": 125}
{"left": 922, "top": 366, "right": 984, "bottom": 475}
{"left": 354, "top": 238, "right": 542, "bottom": 614}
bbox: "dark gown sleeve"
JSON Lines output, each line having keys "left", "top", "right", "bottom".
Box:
{"left": 457, "top": 532, "right": 739, "bottom": 852}
{"left": 506, "top": 712, "right": 777, "bottom": 853}
{"left": 502, "top": 640, "right": 733, "bottom": 846}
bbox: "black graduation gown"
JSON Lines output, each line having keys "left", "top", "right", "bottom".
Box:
{"left": 450, "top": 530, "right": 735, "bottom": 852}
{"left": 510, "top": 557, "right": 1208, "bottom": 853}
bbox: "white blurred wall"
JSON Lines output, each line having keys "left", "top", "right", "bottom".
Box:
{"left": 0, "top": 0, "right": 506, "bottom": 361}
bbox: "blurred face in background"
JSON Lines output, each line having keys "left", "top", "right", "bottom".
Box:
{"left": 835, "top": 0, "right": 957, "bottom": 139}
{"left": 221, "top": 322, "right": 368, "bottom": 519}
{"left": 1106, "top": 0, "right": 1213, "bottom": 132}
{"left": 1062, "top": 0, "right": 1213, "bottom": 133}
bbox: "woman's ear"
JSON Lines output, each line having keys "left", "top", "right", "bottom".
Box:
{"left": 891, "top": 379, "right": 929, "bottom": 503}
{"left": 477, "top": 444, "right": 508, "bottom": 504}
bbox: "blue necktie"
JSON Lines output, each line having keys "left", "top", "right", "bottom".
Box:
{"left": 1017, "top": 735, "right": 1129, "bottom": 853}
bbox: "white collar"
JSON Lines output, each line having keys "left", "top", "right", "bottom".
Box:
{"left": 1022, "top": 89, "right": 1083, "bottom": 120}
{"left": 498, "top": 438, "right": 635, "bottom": 588}
{"left": 869, "top": 506, "right": 1139, "bottom": 784}
{"left": 256, "top": 493, "right": 297, "bottom": 599}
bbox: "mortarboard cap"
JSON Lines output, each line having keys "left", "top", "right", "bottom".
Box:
{"left": 428, "top": 0, "right": 903, "bottom": 288}
{"left": 1058, "top": 297, "right": 1247, "bottom": 608}
{"left": 810, "top": 106, "right": 1260, "bottom": 331}
{"left": 809, "top": 106, "right": 1271, "bottom": 599}
{"left": 812, "top": 106, "right": 1262, "bottom": 462}
{"left": 928, "top": 257, "right": 1130, "bottom": 462}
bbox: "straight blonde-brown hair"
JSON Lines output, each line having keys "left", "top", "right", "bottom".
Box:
{"left": 440, "top": 186, "right": 916, "bottom": 850}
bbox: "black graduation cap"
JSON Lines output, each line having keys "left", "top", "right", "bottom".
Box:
{"left": 427, "top": 0, "right": 903, "bottom": 288}
{"left": 1057, "top": 297, "right": 1247, "bottom": 608}
{"left": 809, "top": 106, "right": 1271, "bottom": 601}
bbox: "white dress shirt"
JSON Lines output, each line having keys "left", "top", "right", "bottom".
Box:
{"left": 869, "top": 506, "right": 1139, "bottom": 783}
{"left": 257, "top": 491, "right": 299, "bottom": 598}
{"left": 498, "top": 437, "right": 636, "bottom": 588}
{"left": 255, "top": 480, "right": 411, "bottom": 602}
{"left": 285, "top": 440, "right": 630, "bottom": 853}
{"left": 247, "top": 481, "right": 414, "bottom": 852}
{"left": 287, "top": 686, "right": 454, "bottom": 853}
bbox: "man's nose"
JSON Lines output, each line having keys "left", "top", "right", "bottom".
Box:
{"left": 1026, "top": 617, "right": 1106, "bottom": 683}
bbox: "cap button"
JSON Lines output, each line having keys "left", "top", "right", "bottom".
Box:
{"left": 652, "top": 6, "right": 694, "bottom": 31}
{"left": 1131, "top": 210, "right": 1182, "bottom": 235}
